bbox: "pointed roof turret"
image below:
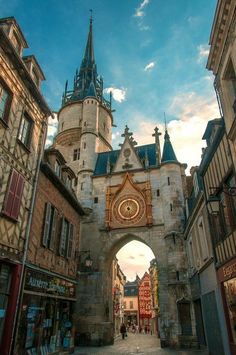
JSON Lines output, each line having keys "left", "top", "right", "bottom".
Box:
{"left": 61, "top": 13, "right": 112, "bottom": 110}
{"left": 161, "top": 128, "right": 178, "bottom": 163}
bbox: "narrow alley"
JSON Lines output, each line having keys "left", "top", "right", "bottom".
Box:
{"left": 74, "top": 333, "right": 209, "bottom": 355}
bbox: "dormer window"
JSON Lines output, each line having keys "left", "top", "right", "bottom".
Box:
{"left": 66, "top": 176, "right": 72, "bottom": 189}
{"left": 55, "top": 160, "right": 61, "bottom": 177}
{"left": 31, "top": 67, "right": 39, "bottom": 86}
{"left": 11, "top": 30, "right": 21, "bottom": 54}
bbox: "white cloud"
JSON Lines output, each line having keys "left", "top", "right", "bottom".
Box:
{"left": 124, "top": 90, "right": 220, "bottom": 174}
{"left": 197, "top": 44, "right": 209, "bottom": 63}
{"left": 116, "top": 241, "right": 155, "bottom": 281}
{"left": 104, "top": 87, "right": 127, "bottom": 103}
{"left": 46, "top": 113, "right": 58, "bottom": 147}
{"left": 144, "top": 61, "right": 155, "bottom": 71}
{"left": 134, "top": 0, "right": 150, "bottom": 18}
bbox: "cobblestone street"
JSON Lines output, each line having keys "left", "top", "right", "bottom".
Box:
{"left": 74, "top": 333, "right": 209, "bottom": 355}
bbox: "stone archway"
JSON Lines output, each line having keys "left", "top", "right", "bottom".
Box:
{"left": 75, "top": 224, "right": 189, "bottom": 347}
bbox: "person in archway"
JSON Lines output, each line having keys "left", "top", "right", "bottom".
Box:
{"left": 120, "top": 323, "right": 127, "bottom": 340}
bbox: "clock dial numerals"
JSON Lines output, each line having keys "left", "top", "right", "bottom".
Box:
{"left": 118, "top": 198, "right": 139, "bottom": 220}
{"left": 113, "top": 195, "right": 145, "bottom": 225}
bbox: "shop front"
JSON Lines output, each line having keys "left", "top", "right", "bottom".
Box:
{"left": 16, "top": 267, "right": 77, "bottom": 355}
{"left": 0, "top": 260, "right": 21, "bottom": 355}
{"left": 218, "top": 258, "right": 236, "bottom": 354}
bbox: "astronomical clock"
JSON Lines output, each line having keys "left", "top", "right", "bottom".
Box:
{"left": 105, "top": 173, "right": 153, "bottom": 229}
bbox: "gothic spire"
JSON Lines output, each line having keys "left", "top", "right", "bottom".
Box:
{"left": 61, "top": 14, "right": 112, "bottom": 110}
{"left": 161, "top": 125, "right": 178, "bottom": 163}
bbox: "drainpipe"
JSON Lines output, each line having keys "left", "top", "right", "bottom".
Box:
{"left": 10, "top": 115, "right": 49, "bottom": 354}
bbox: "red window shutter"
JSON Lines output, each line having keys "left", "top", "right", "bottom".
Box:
{"left": 42, "top": 203, "right": 51, "bottom": 247}
{"left": 3, "top": 170, "right": 18, "bottom": 216}
{"left": 11, "top": 173, "right": 24, "bottom": 220}
{"left": 3, "top": 169, "right": 24, "bottom": 220}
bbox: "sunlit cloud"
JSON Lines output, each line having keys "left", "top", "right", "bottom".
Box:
{"left": 46, "top": 113, "right": 58, "bottom": 147}
{"left": 144, "top": 61, "right": 155, "bottom": 71}
{"left": 121, "top": 86, "right": 220, "bottom": 173}
{"left": 134, "top": 0, "right": 150, "bottom": 18}
{"left": 104, "top": 87, "right": 127, "bottom": 103}
{"left": 116, "top": 241, "right": 155, "bottom": 281}
{"left": 197, "top": 44, "right": 209, "bottom": 63}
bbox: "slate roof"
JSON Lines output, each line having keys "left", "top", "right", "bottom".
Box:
{"left": 161, "top": 131, "right": 178, "bottom": 163}
{"left": 94, "top": 143, "right": 157, "bottom": 176}
{"left": 124, "top": 281, "right": 138, "bottom": 297}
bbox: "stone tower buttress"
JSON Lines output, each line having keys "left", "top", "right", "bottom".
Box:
{"left": 54, "top": 17, "right": 113, "bottom": 208}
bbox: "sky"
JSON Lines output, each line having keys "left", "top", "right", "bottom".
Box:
{"left": 2, "top": 0, "right": 219, "bottom": 280}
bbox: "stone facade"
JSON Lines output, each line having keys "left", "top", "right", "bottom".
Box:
{"left": 52, "top": 18, "right": 191, "bottom": 348}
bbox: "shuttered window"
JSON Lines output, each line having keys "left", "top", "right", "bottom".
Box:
{"left": 18, "top": 112, "right": 33, "bottom": 149}
{"left": 59, "top": 218, "right": 74, "bottom": 258}
{"left": 42, "top": 203, "right": 58, "bottom": 250}
{"left": 2, "top": 169, "right": 24, "bottom": 220}
{"left": 0, "top": 80, "right": 12, "bottom": 124}
{"left": 67, "top": 224, "right": 74, "bottom": 258}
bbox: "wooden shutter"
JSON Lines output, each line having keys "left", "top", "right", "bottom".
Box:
{"left": 3, "top": 169, "right": 24, "bottom": 220}
{"left": 67, "top": 224, "right": 74, "bottom": 258}
{"left": 59, "top": 218, "right": 67, "bottom": 256}
{"left": 49, "top": 208, "right": 58, "bottom": 250}
{"left": 11, "top": 173, "right": 24, "bottom": 220}
{"left": 42, "top": 203, "right": 51, "bottom": 247}
{"left": 3, "top": 169, "right": 18, "bottom": 216}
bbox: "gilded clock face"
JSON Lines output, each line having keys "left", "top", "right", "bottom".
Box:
{"left": 113, "top": 194, "right": 145, "bottom": 225}
{"left": 118, "top": 198, "right": 139, "bottom": 220}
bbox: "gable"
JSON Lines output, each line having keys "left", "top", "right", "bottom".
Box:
{"left": 113, "top": 137, "right": 143, "bottom": 173}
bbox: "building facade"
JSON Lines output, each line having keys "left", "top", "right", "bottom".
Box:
{"left": 199, "top": 118, "right": 235, "bottom": 355}
{"left": 14, "top": 148, "right": 84, "bottom": 354}
{"left": 0, "top": 17, "right": 51, "bottom": 355}
{"left": 123, "top": 278, "right": 139, "bottom": 328}
{"left": 138, "top": 272, "right": 152, "bottom": 331}
{"left": 112, "top": 257, "right": 126, "bottom": 336}
{"left": 52, "top": 17, "right": 191, "bottom": 347}
{"left": 185, "top": 164, "right": 229, "bottom": 354}
{"left": 149, "top": 259, "right": 159, "bottom": 336}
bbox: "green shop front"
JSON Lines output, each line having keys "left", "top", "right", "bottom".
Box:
{"left": 16, "top": 267, "right": 77, "bottom": 354}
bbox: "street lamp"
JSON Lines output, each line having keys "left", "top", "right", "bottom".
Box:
{"left": 77, "top": 250, "right": 93, "bottom": 272}
{"left": 206, "top": 195, "right": 220, "bottom": 215}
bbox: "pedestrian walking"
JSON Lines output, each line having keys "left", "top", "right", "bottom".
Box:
{"left": 120, "top": 323, "right": 127, "bottom": 340}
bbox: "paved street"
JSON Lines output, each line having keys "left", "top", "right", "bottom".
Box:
{"left": 73, "top": 333, "right": 209, "bottom": 355}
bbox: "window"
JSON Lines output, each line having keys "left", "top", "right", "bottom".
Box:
{"left": 11, "top": 31, "right": 21, "bottom": 54}
{"left": 31, "top": 67, "right": 39, "bottom": 86}
{"left": 84, "top": 121, "right": 86, "bottom": 127}
{"left": 176, "top": 271, "right": 180, "bottom": 281}
{"left": 224, "top": 58, "right": 236, "bottom": 113}
{"left": 83, "top": 142, "right": 86, "bottom": 149}
{"left": 0, "top": 80, "right": 12, "bottom": 124}
{"left": 18, "top": 112, "right": 33, "bottom": 148}
{"left": 82, "top": 160, "right": 85, "bottom": 167}
{"left": 130, "top": 301, "right": 133, "bottom": 309}
{"left": 2, "top": 169, "right": 25, "bottom": 220}
{"left": 197, "top": 217, "right": 208, "bottom": 261}
{"left": 54, "top": 160, "right": 61, "bottom": 177}
{"left": 42, "top": 203, "right": 58, "bottom": 250}
{"left": 81, "top": 182, "right": 84, "bottom": 191}
{"left": 156, "top": 189, "right": 160, "bottom": 197}
{"left": 59, "top": 218, "right": 74, "bottom": 258}
{"left": 170, "top": 203, "right": 173, "bottom": 211}
{"left": 66, "top": 176, "right": 72, "bottom": 190}
{"left": 167, "top": 177, "right": 170, "bottom": 185}
{"left": 94, "top": 197, "right": 98, "bottom": 204}
{"left": 73, "top": 148, "right": 80, "bottom": 161}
